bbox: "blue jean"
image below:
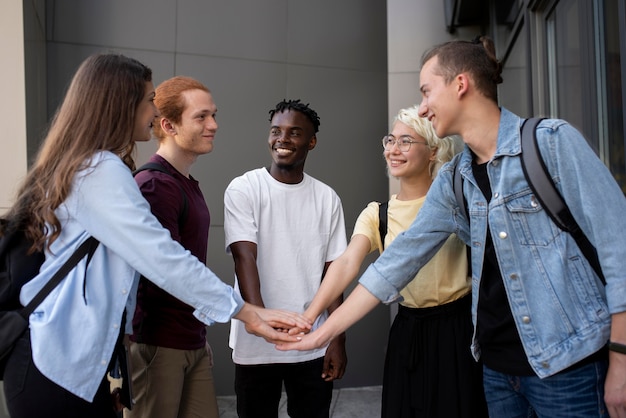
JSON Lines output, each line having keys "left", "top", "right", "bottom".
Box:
{"left": 482, "top": 360, "right": 608, "bottom": 418}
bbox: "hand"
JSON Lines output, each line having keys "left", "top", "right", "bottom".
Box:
{"left": 605, "top": 351, "right": 626, "bottom": 418}
{"left": 321, "top": 334, "right": 347, "bottom": 381}
{"left": 276, "top": 325, "right": 334, "bottom": 352}
{"left": 287, "top": 315, "right": 316, "bottom": 336}
{"left": 235, "top": 303, "right": 312, "bottom": 344}
{"left": 253, "top": 305, "right": 312, "bottom": 332}
{"left": 287, "top": 325, "right": 310, "bottom": 335}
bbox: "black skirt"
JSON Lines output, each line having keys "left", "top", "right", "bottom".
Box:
{"left": 381, "top": 293, "right": 488, "bottom": 418}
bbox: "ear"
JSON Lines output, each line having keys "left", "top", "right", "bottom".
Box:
{"left": 429, "top": 146, "right": 438, "bottom": 161}
{"left": 308, "top": 135, "right": 317, "bottom": 150}
{"left": 456, "top": 73, "right": 470, "bottom": 98}
{"left": 160, "top": 118, "right": 177, "bottom": 135}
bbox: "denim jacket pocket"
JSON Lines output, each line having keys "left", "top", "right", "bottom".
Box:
{"left": 564, "top": 254, "right": 608, "bottom": 324}
{"left": 504, "top": 191, "right": 560, "bottom": 247}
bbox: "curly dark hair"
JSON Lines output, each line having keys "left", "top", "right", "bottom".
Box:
{"left": 268, "top": 99, "right": 320, "bottom": 133}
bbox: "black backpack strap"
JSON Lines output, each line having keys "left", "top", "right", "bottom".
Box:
{"left": 520, "top": 118, "right": 605, "bottom": 284}
{"left": 378, "top": 202, "right": 388, "bottom": 251}
{"left": 133, "top": 162, "right": 189, "bottom": 230}
{"left": 20, "top": 236, "right": 99, "bottom": 319}
{"left": 453, "top": 158, "right": 468, "bottom": 220}
{"left": 451, "top": 159, "right": 472, "bottom": 277}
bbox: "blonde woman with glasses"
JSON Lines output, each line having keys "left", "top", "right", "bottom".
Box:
{"left": 285, "top": 105, "right": 487, "bottom": 417}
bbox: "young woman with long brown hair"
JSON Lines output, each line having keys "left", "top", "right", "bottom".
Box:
{"left": 1, "top": 53, "right": 309, "bottom": 418}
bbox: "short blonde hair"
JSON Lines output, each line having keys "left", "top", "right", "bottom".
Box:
{"left": 393, "top": 105, "right": 460, "bottom": 178}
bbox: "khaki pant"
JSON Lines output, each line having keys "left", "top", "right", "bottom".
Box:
{"left": 123, "top": 342, "right": 218, "bottom": 418}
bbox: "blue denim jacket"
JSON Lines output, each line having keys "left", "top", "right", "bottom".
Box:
{"left": 360, "top": 108, "right": 626, "bottom": 378}
{"left": 20, "top": 151, "right": 244, "bottom": 401}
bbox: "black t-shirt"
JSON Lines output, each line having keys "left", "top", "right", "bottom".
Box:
{"left": 472, "top": 158, "right": 608, "bottom": 376}
{"left": 472, "top": 160, "right": 535, "bottom": 375}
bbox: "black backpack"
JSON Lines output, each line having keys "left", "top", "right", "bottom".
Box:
{"left": 0, "top": 220, "right": 98, "bottom": 377}
{"left": 0, "top": 221, "right": 46, "bottom": 310}
{"left": 452, "top": 117, "right": 604, "bottom": 284}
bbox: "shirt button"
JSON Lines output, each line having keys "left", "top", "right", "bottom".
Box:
{"left": 541, "top": 361, "right": 549, "bottom": 368}
{"left": 522, "top": 316, "right": 531, "bottom": 324}
{"left": 113, "top": 324, "right": 119, "bottom": 329}
{"left": 101, "top": 360, "right": 107, "bottom": 365}
{"left": 499, "top": 231, "right": 508, "bottom": 239}
{"left": 509, "top": 273, "right": 518, "bottom": 280}
{"left": 531, "top": 196, "right": 538, "bottom": 207}
{"left": 122, "top": 289, "right": 128, "bottom": 294}
{"left": 494, "top": 192, "right": 499, "bottom": 198}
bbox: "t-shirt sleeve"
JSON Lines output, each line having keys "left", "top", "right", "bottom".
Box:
{"left": 224, "top": 176, "right": 258, "bottom": 252}
{"left": 352, "top": 201, "right": 382, "bottom": 254}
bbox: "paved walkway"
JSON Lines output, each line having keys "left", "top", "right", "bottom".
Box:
{"left": 0, "top": 383, "right": 383, "bottom": 418}
{"left": 217, "top": 385, "right": 382, "bottom": 418}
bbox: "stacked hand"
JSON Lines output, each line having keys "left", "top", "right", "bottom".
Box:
{"left": 236, "top": 303, "right": 312, "bottom": 344}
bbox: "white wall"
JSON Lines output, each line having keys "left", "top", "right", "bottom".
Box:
{"left": 387, "top": 0, "right": 478, "bottom": 196}
{"left": 0, "top": 1, "right": 28, "bottom": 215}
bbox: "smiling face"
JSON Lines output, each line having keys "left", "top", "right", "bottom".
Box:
{"left": 418, "top": 57, "right": 460, "bottom": 138}
{"left": 267, "top": 109, "right": 316, "bottom": 178}
{"left": 132, "top": 81, "right": 158, "bottom": 142}
{"left": 385, "top": 121, "right": 435, "bottom": 181}
{"left": 168, "top": 89, "right": 218, "bottom": 156}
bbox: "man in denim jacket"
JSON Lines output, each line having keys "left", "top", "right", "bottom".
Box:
{"left": 278, "top": 37, "right": 626, "bottom": 418}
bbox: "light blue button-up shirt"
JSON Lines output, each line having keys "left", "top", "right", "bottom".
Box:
{"left": 20, "top": 151, "right": 244, "bottom": 401}
{"left": 359, "top": 108, "right": 626, "bottom": 378}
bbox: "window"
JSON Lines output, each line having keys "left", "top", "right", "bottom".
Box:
{"left": 602, "top": 0, "right": 625, "bottom": 190}
{"left": 544, "top": 0, "right": 625, "bottom": 191}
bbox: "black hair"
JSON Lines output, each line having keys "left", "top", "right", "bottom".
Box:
{"left": 268, "top": 99, "right": 321, "bottom": 133}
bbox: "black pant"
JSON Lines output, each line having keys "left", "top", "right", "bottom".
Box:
{"left": 235, "top": 357, "right": 332, "bottom": 418}
{"left": 3, "top": 332, "right": 117, "bottom": 418}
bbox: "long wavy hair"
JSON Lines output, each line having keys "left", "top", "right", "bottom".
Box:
{"left": 2, "top": 53, "right": 152, "bottom": 252}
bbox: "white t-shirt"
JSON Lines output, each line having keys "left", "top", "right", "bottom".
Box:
{"left": 224, "top": 168, "right": 347, "bottom": 364}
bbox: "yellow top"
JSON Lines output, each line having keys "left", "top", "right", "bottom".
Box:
{"left": 352, "top": 195, "right": 470, "bottom": 308}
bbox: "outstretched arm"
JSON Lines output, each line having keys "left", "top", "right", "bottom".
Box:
{"left": 277, "top": 284, "right": 380, "bottom": 351}
{"left": 292, "top": 234, "right": 371, "bottom": 334}
{"left": 605, "top": 311, "right": 626, "bottom": 417}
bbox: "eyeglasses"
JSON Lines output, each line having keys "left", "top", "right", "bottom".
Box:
{"left": 382, "top": 135, "right": 427, "bottom": 152}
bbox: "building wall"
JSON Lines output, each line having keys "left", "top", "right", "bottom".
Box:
{"left": 0, "top": 0, "right": 475, "bottom": 407}
{"left": 387, "top": 0, "right": 478, "bottom": 196}
{"left": 0, "top": 0, "right": 28, "bottom": 215}
{"left": 0, "top": 2, "right": 26, "bottom": 415}
{"left": 16, "top": 0, "right": 391, "bottom": 397}
{"left": 6, "top": 0, "right": 620, "bottom": 409}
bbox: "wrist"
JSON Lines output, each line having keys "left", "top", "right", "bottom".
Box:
{"left": 608, "top": 341, "right": 626, "bottom": 355}
{"left": 302, "top": 311, "right": 317, "bottom": 324}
